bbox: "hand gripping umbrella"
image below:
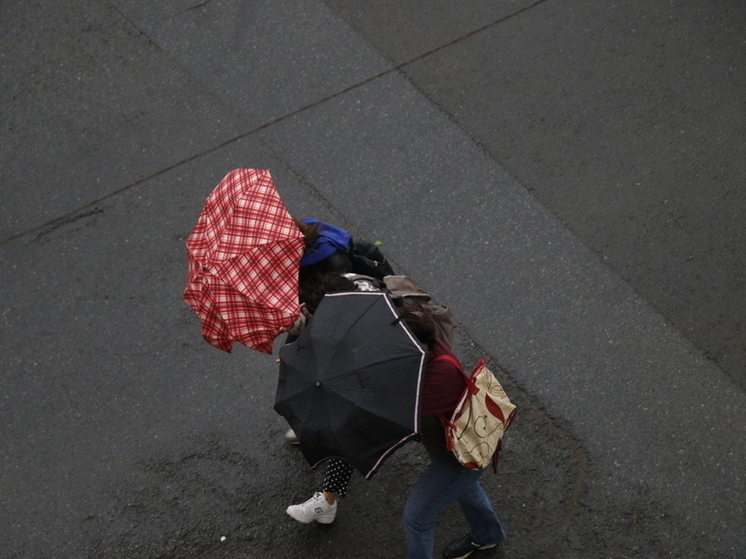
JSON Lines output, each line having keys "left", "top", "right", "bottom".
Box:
{"left": 183, "top": 169, "right": 304, "bottom": 353}
{"left": 275, "top": 291, "right": 427, "bottom": 479}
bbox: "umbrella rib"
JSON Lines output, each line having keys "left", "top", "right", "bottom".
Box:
{"left": 332, "top": 353, "right": 419, "bottom": 384}
{"left": 343, "top": 292, "right": 426, "bottom": 359}
{"left": 326, "top": 354, "right": 426, "bottom": 426}
{"left": 321, "top": 294, "right": 382, "bottom": 371}
{"left": 318, "top": 293, "right": 426, "bottom": 400}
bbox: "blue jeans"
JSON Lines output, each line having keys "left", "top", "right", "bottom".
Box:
{"left": 403, "top": 453, "right": 506, "bottom": 559}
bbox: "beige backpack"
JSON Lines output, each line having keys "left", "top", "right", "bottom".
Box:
{"left": 434, "top": 355, "right": 517, "bottom": 470}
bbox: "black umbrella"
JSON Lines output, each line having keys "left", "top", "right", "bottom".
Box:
{"left": 275, "top": 291, "right": 426, "bottom": 479}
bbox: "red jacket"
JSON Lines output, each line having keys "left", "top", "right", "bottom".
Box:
{"left": 419, "top": 339, "right": 466, "bottom": 455}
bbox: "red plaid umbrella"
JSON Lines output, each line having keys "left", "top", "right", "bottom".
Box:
{"left": 183, "top": 169, "right": 304, "bottom": 353}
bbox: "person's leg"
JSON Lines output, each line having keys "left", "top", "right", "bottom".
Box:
{"left": 403, "top": 454, "right": 482, "bottom": 559}
{"left": 456, "top": 478, "right": 506, "bottom": 545}
{"left": 322, "top": 458, "right": 355, "bottom": 503}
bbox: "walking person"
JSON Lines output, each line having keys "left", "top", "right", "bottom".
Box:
{"left": 401, "top": 306, "right": 506, "bottom": 559}
{"left": 283, "top": 282, "right": 460, "bottom": 526}
{"left": 283, "top": 217, "right": 397, "bottom": 524}
{"left": 283, "top": 272, "right": 377, "bottom": 524}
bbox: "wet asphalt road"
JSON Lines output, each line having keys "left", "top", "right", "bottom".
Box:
{"left": 1, "top": 1, "right": 745, "bottom": 558}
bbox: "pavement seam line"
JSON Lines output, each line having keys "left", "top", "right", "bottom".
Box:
{"left": 1, "top": 0, "right": 552, "bottom": 246}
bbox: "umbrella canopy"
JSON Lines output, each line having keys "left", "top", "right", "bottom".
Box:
{"left": 275, "top": 291, "right": 427, "bottom": 479}
{"left": 183, "top": 169, "right": 304, "bottom": 353}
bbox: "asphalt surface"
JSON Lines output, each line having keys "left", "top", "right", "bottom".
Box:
{"left": 1, "top": 1, "right": 745, "bottom": 558}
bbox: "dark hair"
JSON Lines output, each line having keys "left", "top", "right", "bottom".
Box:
{"left": 299, "top": 271, "right": 356, "bottom": 314}
{"left": 294, "top": 218, "right": 320, "bottom": 252}
{"left": 398, "top": 299, "right": 437, "bottom": 350}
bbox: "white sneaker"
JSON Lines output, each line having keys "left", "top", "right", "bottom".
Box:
{"left": 286, "top": 492, "right": 337, "bottom": 524}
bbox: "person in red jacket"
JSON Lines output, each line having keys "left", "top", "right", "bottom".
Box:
{"left": 401, "top": 306, "right": 506, "bottom": 559}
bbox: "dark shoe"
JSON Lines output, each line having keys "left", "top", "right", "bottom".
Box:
{"left": 442, "top": 534, "right": 497, "bottom": 559}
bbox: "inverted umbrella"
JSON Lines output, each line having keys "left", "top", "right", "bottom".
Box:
{"left": 183, "top": 169, "right": 304, "bottom": 353}
{"left": 275, "top": 291, "right": 426, "bottom": 479}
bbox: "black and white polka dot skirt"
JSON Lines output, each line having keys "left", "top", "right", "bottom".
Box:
{"left": 322, "top": 458, "right": 355, "bottom": 496}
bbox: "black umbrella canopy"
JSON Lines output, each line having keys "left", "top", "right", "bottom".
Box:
{"left": 275, "top": 291, "right": 426, "bottom": 479}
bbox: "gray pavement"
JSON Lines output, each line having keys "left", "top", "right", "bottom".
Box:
{"left": 1, "top": 1, "right": 745, "bottom": 558}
